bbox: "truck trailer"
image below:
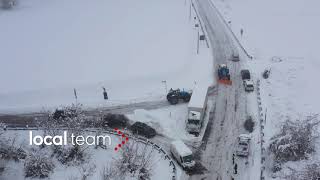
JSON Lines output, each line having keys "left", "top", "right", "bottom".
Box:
{"left": 186, "top": 86, "right": 208, "bottom": 135}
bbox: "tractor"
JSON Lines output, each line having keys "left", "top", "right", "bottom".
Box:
{"left": 166, "top": 88, "right": 192, "bottom": 105}
{"left": 218, "top": 64, "right": 232, "bottom": 85}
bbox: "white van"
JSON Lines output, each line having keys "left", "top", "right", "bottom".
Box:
{"left": 170, "top": 140, "right": 195, "bottom": 169}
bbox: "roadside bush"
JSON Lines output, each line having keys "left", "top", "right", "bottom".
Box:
{"left": 24, "top": 151, "right": 54, "bottom": 178}
{"left": 269, "top": 115, "right": 319, "bottom": 164}
{"left": 54, "top": 145, "right": 86, "bottom": 165}
{"left": 244, "top": 116, "right": 255, "bottom": 133}
{"left": 0, "top": 137, "right": 26, "bottom": 161}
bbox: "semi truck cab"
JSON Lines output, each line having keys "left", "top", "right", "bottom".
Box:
{"left": 186, "top": 111, "right": 201, "bottom": 134}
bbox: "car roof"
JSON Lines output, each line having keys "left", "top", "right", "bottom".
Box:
{"left": 133, "top": 121, "right": 147, "bottom": 126}
{"left": 245, "top": 80, "right": 254, "bottom": 85}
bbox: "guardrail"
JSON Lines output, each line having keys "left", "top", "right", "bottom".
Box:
{"left": 2, "top": 126, "right": 177, "bottom": 180}
{"left": 256, "top": 79, "right": 266, "bottom": 180}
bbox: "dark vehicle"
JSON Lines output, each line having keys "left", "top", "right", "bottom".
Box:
{"left": 241, "top": 69, "right": 251, "bottom": 80}
{"left": 103, "top": 113, "right": 129, "bottom": 128}
{"left": 130, "top": 122, "right": 156, "bottom": 138}
{"left": 231, "top": 52, "right": 240, "bottom": 62}
{"left": 166, "top": 89, "right": 192, "bottom": 105}
{"left": 52, "top": 109, "right": 77, "bottom": 120}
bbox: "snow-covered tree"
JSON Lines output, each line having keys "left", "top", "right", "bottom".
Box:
{"left": 39, "top": 104, "right": 89, "bottom": 165}
{"left": 41, "top": 103, "right": 86, "bottom": 137}
{"left": 24, "top": 150, "right": 54, "bottom": 178}
{"left": 269, "top": 115, "right": 319, "bottom": 164}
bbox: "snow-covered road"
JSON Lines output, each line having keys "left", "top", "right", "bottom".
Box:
{"left": 0, "top": 100, "right": 171, "bottom": 127}
{"left": 189, "top": 0, "right": 260, "bottom": 179}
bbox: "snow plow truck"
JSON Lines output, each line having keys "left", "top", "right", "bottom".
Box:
{"left": 218, "top": 64, "right": 232, "bottom": 85}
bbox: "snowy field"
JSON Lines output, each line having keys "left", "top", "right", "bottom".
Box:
{"left": 1, "top": 130, "right": 175, "bottom": 180}
{"left": 212, "top": 0, "right": 320, "bottom": 178}
{"left": 0, "top": 0, "right": 212, "bottom": 113}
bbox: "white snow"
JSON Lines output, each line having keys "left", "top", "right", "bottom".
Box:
{"left": 127, "top": 105, "right": 190, "bottom": 140}
{"left": 0, "top": 0, "right": 212, "bottom": 113}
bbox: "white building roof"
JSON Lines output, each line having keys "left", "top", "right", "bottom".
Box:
{"left": 171, "top": 140, "right": 192, "bottom": 157}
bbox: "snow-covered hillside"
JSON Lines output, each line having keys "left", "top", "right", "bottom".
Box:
{"left": 212, "top": 0, "right": 320, "bottom": 178}
{"left": 0, "top": 0, "right": 212, "bottom": 113}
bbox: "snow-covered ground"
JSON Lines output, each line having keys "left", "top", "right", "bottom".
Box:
{"left": 126, "top": 96, "right": 214, "bottom": 142}
{"left": 1, "top": 130, "right": 175, "bottom": 180}
{"left": 0, "top": 0, "right": 212, "bottom": 113}
{"left": 212, "top": 0, "right": 320, "bottom": 178}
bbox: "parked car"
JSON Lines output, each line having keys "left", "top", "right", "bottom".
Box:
{"left": 170, "top": 140, "right": 195, "bottom": 169}
{"left": 130, "top": 122, "right": 156, "bottom": 138}
{"left": 243, "top": 80, "right": 254, "bottom": 92}
{"left": 231, "top": 52, "right": 240, "bottom": 62}
{"left": 241, "top": 69, "right": 251, "bottom": 80}
{"left": 236, "top": 134, "right": 251, "bottom": 157}
{"left": 103, "top": 113, "right": 129, "bottom": 128}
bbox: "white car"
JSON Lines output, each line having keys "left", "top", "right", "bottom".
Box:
{"left": 236, "top": 134, "right": 251, "bottom": 157}
{"left": 243, "top": 80, "right": 254, "bottom": 92}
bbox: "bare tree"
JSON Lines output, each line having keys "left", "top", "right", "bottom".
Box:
{"left": 283, "top": 163, "right": 320, "bottom": 180}
{"left": 114, "top": 142, "right": 154, "bottom": 179}
{"left": 0, "top": 159, "right": 5, "bottom": 177}
{"left": 24, "top": 149, "right": 55, "bottom": 178}
{"left": 100, "top": 164, "right": 119, "bottom": 180}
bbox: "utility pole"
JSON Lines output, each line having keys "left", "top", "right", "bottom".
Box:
{"left": 197, "top": 29, "right": 200, "bottom": 54}
{"left": 162, "top": 80, "right": 167, "bottom": 94}
{"left": 73, "top": 88, "right": 78, "bottom": 104}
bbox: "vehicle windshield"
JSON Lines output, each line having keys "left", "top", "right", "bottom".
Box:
{"left": 183, "top": 155, "right": 193, "bottom": 163}
{"left": 239, "top": 142, "right": 248, "bottom": 146}
{"left": 188, "top": 119, "right": 199, "bottom": 124}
